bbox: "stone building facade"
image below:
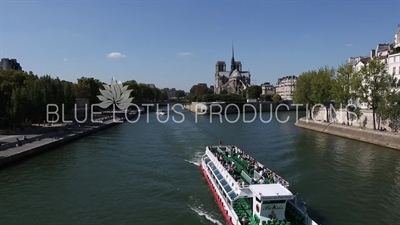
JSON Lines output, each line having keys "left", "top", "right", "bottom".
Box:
{"left": 275, "top": 75, "right": 297, "bottom": 100}
{"left": 0, "top": 58, "right": 22, "bottom": 71}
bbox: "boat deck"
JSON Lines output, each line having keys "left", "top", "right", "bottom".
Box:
{"left": 207, "top": 146, "right": 306, "bottom": 225}
{"left": 208, "top": 146, "right": 287, "bottom": 186}
{"left": 233, "top": 201, "right": 304, "bottom": 225}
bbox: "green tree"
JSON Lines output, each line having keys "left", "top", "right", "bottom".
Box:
{"left": 153, "top": 88, "right": 161, "bottom": 101}
{"left": 331, "top": 62, "right": 358, "bottom": 123}
{"left": 0, "top": 77, "right": 14, "bottom": 121}
{"left": 73, "top": 77, "right": 103, "bottom": 104}
{"left": 259, "top": 94, "right": 272, "bottom": 101}
{"left": 123, "top": 80, "right": 139, "bottom": 100}
{"left": 159, "top": 89, "right": 168, "bottom": 101}
{"left": 197, "top": 84, "right": 209, "bottom": 96}
{"left": 188, "top": 83, "right": 212, "bottom": 101}
{"left": 175, "top": 90, "right": 186, "bottom": 98}
{"left": 9, "top": 87, "right": 25, "bottom": 124}
{"left": 386, "top": 92, "right": 400, "bottom": 131}
{"left": 375, "top": 76, "right": 400, "bottom": 130}
{"left": 272, "top": 94, "right": 281, "bottom": 102}
{"left": 26, "top": 77, "right": 45, "bottom": 123}
{"left": 353, "top": 58, "right": 392, "bottom": 130}
{"left": 202, "top": 94, "right": 216, "bottom": 102}
{"left": 293, "top": 70, "right": 316, "bottom": 119}
{"left": 310, "top": 66, "right": 335, "bottom": 122}
{"left": 0, "top": 70, "right": 34, "bottom": 125}
{"left": 248, "top": 85, "right": 262, "bottom": 99}
{"left": 61, "top": 80, "right": 76, "bottom": 117}
{"left": 0, "top": 70, "right": 77, "bottom": 126}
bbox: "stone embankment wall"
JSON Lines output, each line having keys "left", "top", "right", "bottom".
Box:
{"left": 0, "top": 120, "right": 121, "bottom": 168}
{"left": 183, "top": 102, "right": 303, "bottom": 114}
{"left": 312, "top": 107, "right": 378, "bottom": 130}
{"left": 295, "top": 117, "right": 400, "bottom": 150}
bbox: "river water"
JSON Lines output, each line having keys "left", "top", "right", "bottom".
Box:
{"left": 1, "top": 107, "right": 400, "bottom": 225}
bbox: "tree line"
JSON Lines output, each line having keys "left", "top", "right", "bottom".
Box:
{"left": 0, "top": 70, "right": 185, "bottom": 127}
{"left": 293, "top": 58, "right": 400, "bottom": 131}
{"left": 187, "top": 83, "right": 246, "bottom": 102}
{"left": 246, "top": 85, "right": 282, "bottom": 102}
{"left": 187, "top": 83, "right": 282, "bottom": 102}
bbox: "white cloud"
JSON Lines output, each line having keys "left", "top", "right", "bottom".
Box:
{"left": 346, "top": 44, "right": 354, "bottom": 47}
{"left": 63, "top": 58, "right": 68, "bottom": 61}
{"left": 107, "top": 52, "right": 126, "bottom": 58}
{"left": 178, "top": 52, "right": 193, "bottom": 56}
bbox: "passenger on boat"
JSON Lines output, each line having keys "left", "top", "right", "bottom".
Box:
{"left": 270, "top": 211, "right": 277, "bottom": 220}
{"left": 273, "top": 174, "right": 278, "bottom": 183}
{"left": 258, "top": 168, "right": 264, "bottom": 176}
{"left": 250, "top": 178, "right": 255, "bottom": 184}
{"left": 241, "top": 216, "right": 247, "bottom": 224}
{"left": 254, "top": 163, "right": 259, "bottom": 170}
{"left": 225, "top": 150, "right": 229, "bottom": 157}
{"left": 232, "top": 146, "right": 239, "bottom": 154}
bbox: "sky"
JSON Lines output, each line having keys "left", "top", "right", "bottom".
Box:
{"left": 1, "top": 0, "right": 400, "bottom": 92}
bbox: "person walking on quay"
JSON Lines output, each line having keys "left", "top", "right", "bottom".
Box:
{"left": 16, "top": 137, "right": 21, "bottom": 146}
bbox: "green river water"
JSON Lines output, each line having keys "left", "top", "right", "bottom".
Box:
{"left": 1, "top": 109, "right": 399, "bottom": 225}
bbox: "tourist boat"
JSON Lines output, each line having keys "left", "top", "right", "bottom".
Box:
{"left": 156, "top": 109, "right": 167, "bottom": 115}
{"left": 200, "top": 145, "right": 319, "bottom": 225}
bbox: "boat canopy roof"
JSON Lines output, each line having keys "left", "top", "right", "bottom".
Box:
{"left": 238, "top": 188, "right": 253, "bottom": 198}
{"left": 249, "top": 184, "right": 294, "bottom": 201}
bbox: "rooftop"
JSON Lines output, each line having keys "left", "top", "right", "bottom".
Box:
{"left": 249, "top": 183, "right": 294, "bottom": 199}
{"left": 230, "top": 69, "right": 241, "bottom": 78}
{"left": 277, "top": 75, "right": 297, "bottom": 81}
{"left": 147, "top": 84, "right": 156, "bottom": 89}
{"left": 358, "top": 57, "right": 370, "bottom": 64}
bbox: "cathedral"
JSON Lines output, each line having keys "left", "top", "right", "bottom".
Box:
{"left": 214, "top": 45, "right": 251, "bottom": 95}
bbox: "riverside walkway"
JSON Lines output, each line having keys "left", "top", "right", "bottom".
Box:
{"left": 295, "top": 117, "right": 400, "bottom": 150}
{"left": 0, "top": 117, "right": 120, "bottom": 166}
{"left": 0, "top": 123, "right": 66, "bottom": 150}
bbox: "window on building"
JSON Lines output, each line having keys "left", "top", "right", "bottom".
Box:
{"left": 393, "top": 67, "right": 396, "bottom": 75}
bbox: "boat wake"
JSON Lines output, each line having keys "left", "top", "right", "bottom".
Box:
{"left": 184, "top": 150, "right": 203, "bottom": 166}
{"left": 189, "top": 205, "right": 224, "bottom": 225}
{"left": 185, "top": 159, "right": 200, "bottom": 166}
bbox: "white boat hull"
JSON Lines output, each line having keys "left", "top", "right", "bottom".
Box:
{"left": 200, "top": 160, "right": 239, "bottom": 225}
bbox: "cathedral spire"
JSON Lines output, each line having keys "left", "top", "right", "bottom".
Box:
{"left": 231, "top": 41, "right": 236, "bottom": 72}
{"left": 232, "top": 41, "right": 235, "bottom": 59}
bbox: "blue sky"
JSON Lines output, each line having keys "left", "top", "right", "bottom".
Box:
{"left": 1, "top": 0, "right": 400, "bottom": 91}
